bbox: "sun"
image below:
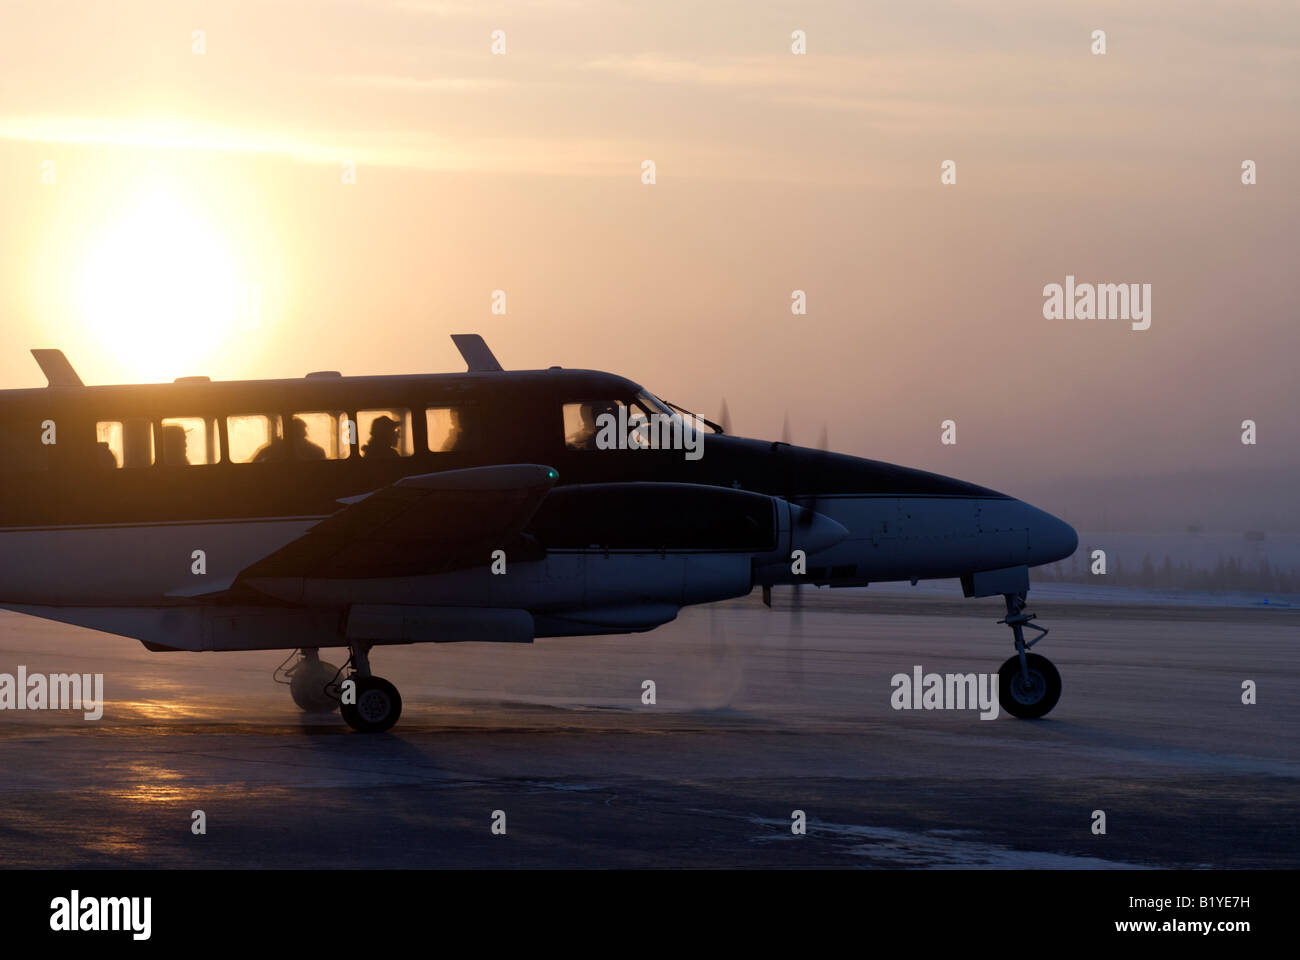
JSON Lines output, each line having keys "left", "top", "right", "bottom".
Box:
{"left": 78, "top": 191, "right": 247, "bottom": 381}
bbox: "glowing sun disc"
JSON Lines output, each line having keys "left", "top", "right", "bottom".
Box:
{"left": 79, "top": 192, "right": 245, "bottom": 380}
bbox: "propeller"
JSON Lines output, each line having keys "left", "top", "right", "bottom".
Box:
{"left": 774, "top": 414, "right": 829, "bottom": 684}
{"left": 800, "top": 423, "right": 829, "bottom": 528}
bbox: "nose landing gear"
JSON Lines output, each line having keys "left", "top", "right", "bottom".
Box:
{"left": 996, "top": 592, "right": 1061, "bottom": 719}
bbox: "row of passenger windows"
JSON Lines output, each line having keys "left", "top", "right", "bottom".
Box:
{"left": 86, "top": 407, "right": 466, "bottom": 469}
{"left": 1, "top": 397, "right": 685, "bottom": 473}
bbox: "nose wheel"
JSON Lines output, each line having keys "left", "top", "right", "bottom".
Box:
{"left": 996, "top": 593, "right": 1061, "bottom": 719}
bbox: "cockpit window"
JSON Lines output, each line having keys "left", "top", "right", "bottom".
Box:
{"left": 634, "top": 390, "right": 674, "bottom": 417}
{"left": 652, "top": 394, "right": 720, "bottom": 434}
{"left": 564, "top": 399, "right": 630, "bottom": 450}
{"left": 564, "top": 395, "right": 702, "bottom": 451}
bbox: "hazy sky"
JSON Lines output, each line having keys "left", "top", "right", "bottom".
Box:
{"left": 0, "top": 0, "right": 1296, "bottom": 523}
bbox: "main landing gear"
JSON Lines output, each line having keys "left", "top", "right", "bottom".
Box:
{"left": 996, "top": 592, "right": 1061, "bottom": 719}
{"left": 277, "top": 649, "right": 341, "bottom": 712}
{"left": 276, "top": 644, "right": 402, "bottom": 732}
{"left": 337, "top": 640, "right": 403, "bottom": 734}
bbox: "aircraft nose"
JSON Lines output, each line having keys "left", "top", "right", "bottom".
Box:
{"left": 1024, "top": 502, "right": 1078, "bottom": 564}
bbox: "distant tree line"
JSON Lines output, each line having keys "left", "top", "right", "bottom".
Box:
{"left": 1036, "top": 553, "right": 1300, "bottom": 594}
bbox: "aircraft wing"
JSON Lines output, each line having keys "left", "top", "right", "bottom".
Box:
{"left": 236, "top": 464, "right": 557, "bottom": 581}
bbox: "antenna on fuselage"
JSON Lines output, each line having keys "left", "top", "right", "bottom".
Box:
{"left": 451, "top": 334, "right": 504, "bottom": 372}
{"left": 31, "top": 349, "right": 84, "bottom": 387}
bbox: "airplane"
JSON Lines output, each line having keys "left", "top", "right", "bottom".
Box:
{"left": 0, "top": 335, "right": 1077, "bottom": 732}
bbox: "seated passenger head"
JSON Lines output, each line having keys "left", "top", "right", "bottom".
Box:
{"left": 162, "top": 424, "right": 188, "bottom": 464}
{"left": 288, "top": 416, "right": 309, "bottom": 441}
{"left": 369, "top": 416, "right": 400, "bottom": 444}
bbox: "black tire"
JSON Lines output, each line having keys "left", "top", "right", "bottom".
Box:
{"left": 998, "top": 653, "right": 1061, "bottom": 719}
{"left": 340, "top": 676, "right": 403, "bottom": 733}
{"left": 289, "top": 659, "right": 340, "bottom": 712}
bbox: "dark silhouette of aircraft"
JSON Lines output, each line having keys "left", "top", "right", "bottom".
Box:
{"left": 0, "top": 337, "right": 1076, "bottom": 731}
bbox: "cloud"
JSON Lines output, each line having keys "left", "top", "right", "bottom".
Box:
{"left": 0, "top": 112, "right": 666, "bottom": 176}
{"left": 0, "top": 115, "right": 344, "bottom": 165}
{"left": 330, "top": 74, "right": 510, "bottom": 91}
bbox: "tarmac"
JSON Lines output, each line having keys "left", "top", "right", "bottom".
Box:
{"left": 0, "top": 590, "right": 1295, "bottom": 868}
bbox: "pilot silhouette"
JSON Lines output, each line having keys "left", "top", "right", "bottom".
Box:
{"left": 567, "top": 401, "right": 618, "bottom": 450}
{"left": 362, "top": 416, "right": 402, "bottom": 459}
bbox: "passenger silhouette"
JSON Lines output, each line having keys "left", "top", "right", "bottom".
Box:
{"left": 362, "top": 416, "right": 402, "bottom": 459}
{"left": 288, "top": 417, "right": 326, "bottom": 460}
{"left": 95, "top": 441, "right": 118, "bottom": 469}
{"left": 253, "top": 417, "right": 326, "bottom": 462}
{"left": 251, "top": 422, "right": 287, "bottom": 462}
{"left": 439, "top": 409, "right": 463, "bottom": 452}
{"left": 161, "top": 424, "right": 189, "bottom": 466}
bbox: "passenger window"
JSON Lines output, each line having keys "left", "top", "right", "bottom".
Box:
{"left": 358, "top": 409, "right": 412, "bottom": 459}
{"left": 426, "top": 406, "right": 467, "bottom": 452}
{"left": 95, "top": 421, "right": 123, "bottom": 469}
{"left": 0, "top": 421, "right": 50, "bottom": 473}
{"left": 96, "top": 420, "right": 157, "bottom": 468}
{"left": 228, "top": 414, "right": 283, "bottom": 463}
{"left": 161, "top": 417, "right": 220, "bottom": 466}
{"left": 292, "top": 411, "right": 350, "bottom": 460}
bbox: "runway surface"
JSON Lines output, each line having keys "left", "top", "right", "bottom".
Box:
{"left": 0, "top": 591, "right": 1296, "bottom": 868}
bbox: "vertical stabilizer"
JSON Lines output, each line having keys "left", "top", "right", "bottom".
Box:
{"left": 31, "top": 349, "right": 84, "bottom": 387}
{"left": 451, "top": 334, "right": 504, "bottom": 372}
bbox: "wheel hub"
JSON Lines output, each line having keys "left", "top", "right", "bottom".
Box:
{"left": 1010, "top": 669, "right": 1045, "bottom": 704}
{"left": 358, "top": 688, "right": 391, "bottom": 722}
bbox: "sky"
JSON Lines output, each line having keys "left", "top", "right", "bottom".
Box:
{"left": 0, "top": 0, "right": 1296, "bottom": 530}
